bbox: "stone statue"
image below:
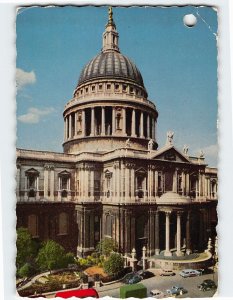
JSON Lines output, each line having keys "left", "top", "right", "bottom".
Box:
{"left": 166, "top": 131, "right": 174, "bottom": 145}
{"left": 199, "top": 150, "right": 205, "bottom": 158}
{"left": 183, "top": 144, "right": 189, "bottom": 155}
{"left": 148, "top": 139, "right": 154, "bottom": 151}
{"left": 125, "top": 138, "right": 131, "bottom": 148}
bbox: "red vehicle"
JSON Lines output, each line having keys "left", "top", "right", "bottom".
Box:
{"left": 55, "top": 288, "right": 99, "bottom": 298}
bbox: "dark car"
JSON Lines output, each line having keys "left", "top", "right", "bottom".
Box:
{"left": 137, "top": 270, "right": 154, "bottom": 279}
{"left": 123, "top": 272, "right": 137, "bottom": 284}
{"left": 198, "top": 279, "right": 217, "bottom": 291}
{"left": 166, "top": 285, "right": 187, "bottom": 296}
{"left": 128, "top": 275, "right": 142, "bottom": 284}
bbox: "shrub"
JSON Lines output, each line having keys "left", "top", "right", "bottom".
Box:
{"left": 103, "top": 253, "right": 124, "bottom": 275}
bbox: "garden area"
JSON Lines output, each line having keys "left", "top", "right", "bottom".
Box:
{"left": 16, "top": 228, "right": 131, "bottom": 297}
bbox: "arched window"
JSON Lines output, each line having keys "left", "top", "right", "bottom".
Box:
{"left": 28, "top": 214, "right": 38, "bottom": 237}
{"left": 58, "top": 212, "right": 69, "bottom": 235}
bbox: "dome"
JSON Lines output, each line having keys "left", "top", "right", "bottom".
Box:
{"left": 77, "top": 51, "right": 145, "bottom": 88}
{"left": 157, "top": 192, "right": 191, "bottom": 204}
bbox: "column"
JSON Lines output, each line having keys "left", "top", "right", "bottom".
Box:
{"left": 120, "top": 163, "right": 125, "bottom": 202}
{"left": 125, "top": 166, "right": 130, "bottom": 201}
{"left": 186, "top": 211, "right": 191, "bottom": 254}
{"left": 50, "top": 168, "right": 55, "bottom": 201}
{"left": 36, "top": 176, "right": 40, "bottom": 200}
{"left": 155, "top": 211, "right": 160, "bottom": 255}
{"left": 173, "top": 169, "right": 178, "bottom": 193}
{"left": 58, "top": 177, "right": 61, "bottom": 201}
{"left": 155, "top": 171, "right": 158, "bottom": 196}
{"left": 44, "top": 167, "right": 49, "bottom": 199}
{"left": 147, "top": 114, "right": 150, "bottom": 138}
{"left": 152, "top": 118, "right": 155, "bottom": 140}
{"left": 90, "top": 107, "right": 95, "bottom": 136}
{"left": 117, "top": 165, "right": 121, "bottom": 200}
{"left": 164, "top": 211, "right": 172, "bottom": 256}
{"left": 131, "top": 109, "right": 136, "bottom": 137}
{"left": 69, "top": 114, "right": 72, "bottom": 139}
{"left": 90, "top": 169, "right": 94, "bottom": 201}
{"left": 74, "top": 111, "right": 77, "bottom": 137}
{"left": 181, "top": 172, "right": 185, "bottom": 196}
{"left": 176, "top": 212, "right": 183, "bottom": 256}
{"left": 186, "top": 173, "right": 190, "bottom": 196}
{"left": 101, "top": 107, "right": 105, "bottom": 136}
{"left": 112, "top": 107, "right": 116, "bottom": 135}
{"left": 130, "top": 167, "right": 135, "bottom": 201}
{"left": 122, "top": 108, "right": 126, "bottom": 136}
{"left": 85, "top": 168, "right": 89, "bottom": 199}
{"left": 16, "top": 165, "right": 21, "bottom": 200}
{"left": 82, "top": 109, "right": 86, "bottom": 137}
{"left": 64, "top": 117, "right": 67, "bottom": 140}
{"left": 140, "top": 111, "right": 144, "bottom": 138}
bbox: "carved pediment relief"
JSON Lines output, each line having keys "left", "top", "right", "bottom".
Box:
{"left": 153, "top": 146, "right": 190, "bottom": 163}
{"left": 25, "top": 168, "right": 39, "bottom": 176}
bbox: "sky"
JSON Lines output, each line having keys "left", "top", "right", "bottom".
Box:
{"left": 16, "top": 6, "right": 218, "bottom": 166}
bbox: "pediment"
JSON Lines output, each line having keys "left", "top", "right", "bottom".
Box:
{"left": 58, "top": 170, "right": 71, "bottom": 177}
{"left": 25, "top": 168, "right": 39, "bottom": 175}
{"left": 152, "top": 146, "right": 191, "bottom": 163}
{"left": 135, "top": 167, "right": 147, "bottom": 175}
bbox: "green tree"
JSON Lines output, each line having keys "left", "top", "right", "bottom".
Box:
{"left": 96, "top": 238, "right": 118, "bottom": 257}
{"left": 36, "top": 240, "right": 68, "bottom": 273}
{"left": 18, "top": 263, "right": 36, "bottom": 278}
{"left": 103, "top": 253, "right": 124, "bottom": 275}
{"left": 16, "top": 228, "right": 39, "bottom": 271}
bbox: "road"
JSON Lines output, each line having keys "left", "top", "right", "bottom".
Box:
{"left": 98, "top": 269, "right": 218, "bottom": 298}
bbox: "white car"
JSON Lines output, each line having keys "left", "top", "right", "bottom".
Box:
{"left": 150, "top": 289, "right": 166, "bottom": 299}
{"left": 179, "top": 269, "right": 202, "bottom": 278}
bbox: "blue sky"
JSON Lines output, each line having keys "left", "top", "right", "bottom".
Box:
{"left": 16, "top": 6, "right": 218, "bottom": 166}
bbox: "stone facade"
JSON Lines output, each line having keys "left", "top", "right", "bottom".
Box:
{"left": 16, "top": 8, "right": 217, "bottom": 258}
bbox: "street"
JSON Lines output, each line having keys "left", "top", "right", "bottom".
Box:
{"left": 98, "top": 270, "right": 218, "bottom": 298}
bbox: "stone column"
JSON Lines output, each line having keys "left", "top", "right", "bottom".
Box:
{"left": 181, "top": 172, "right": 185, "bottom": 196}
{"left": 152, "top": 118, "right": 155, "bottom": 140}
{"left": 186, "top": 173, "right": 190, "bottom": 196}
{"left": 122, "top": 108, "right": 126, "bottom": 136}
{"left": 50, "top": 168, "right": 55, "bottom": 201}
{"left": 130, "top": 167, "right": 135, "bottom": 201}
{"left": 121, "top": 163, "right": 125, "bottom": 202}
{"left": 147, "top": 114, "right": 150, "bottom": 138}
{"left": 64, "top": 117, "right": 67, "bottom": 140}
{"left": 85, "top": 168, "right": 89, "bottom": 199}
{"left": 140, "top": 111, "right": 144, "bottom": 138}
{"left": 101, "top": 106, "right": 105, "bottom": 136}
{"left": 90, "top": 107, "right": 95, "bottom": 136}
{"left": 155, "top": 211, "right": 160, "bottom": 255}
{"left": 58, "top": 177, "right": 61, "bottom": 201}
{"left": 16, "top": 164, "right": 21, "bottom": 201}
{"left": 74, "top": 111, "right": 77, "bottom": 137}
{"left": 117, "top": 165, "right": 121, "bottom": 201}
{"left": 131, "top": 109, "right": 136, "bottom": 137}
{"left": 173, "top": 169, "right": 178, "bottom": 193}
{"left": 36, "top": 176, "right": 40, "bottom": 200}
{"left": 44, "top": 167, "right": 49, "bottom": 199}
{"left": 69, "top": 114, "right": 72, "bottom": 139}
{"left": 164, "top": 211, "right": 172, "bottom": 256}
{"left": 186, "top": 211, "right": 191, "bottom": 254}
{"left": 112, "top": 107, "right": 116, "bottom": 135}
{"left": 90, "top": 169, "right": 94, "bottom": 201}
{"left": 125, "top": 166, "right": 130, "bottom": 201}
{"left": 176, "top": 212, "right": 183, "bottom": 256}
{"left": 155, "top": 171, "right": 158, "bottom": 196}
{"left": 82, "top": 109, "right": 86, "bottom": 137}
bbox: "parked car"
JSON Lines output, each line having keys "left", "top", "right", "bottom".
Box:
{"left": 137, "top": 270, "right": 154, "bottom": 279}
{"left": 150, "top": 289, "right": 166, "bottom": 299}
{"left": 179, "top": 269, "right": 202, "bottom": 278}
{"left": 123, "top": 272, "right": 137, "bottom": 284}
{"left": 198, "top": 279, "right": 217, "bottom": 291}
{"left": 128, "top": 275, "right": 142, "bottom": 284}
{"left": 159, "top": 269, "right": 175, "bottom": 276}
{"left": 166, "top": 285, "right": 187, "bottom": 296}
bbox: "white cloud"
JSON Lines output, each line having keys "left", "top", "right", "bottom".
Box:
{"left": 18, "top": 107, "right": 54, "bottom": 124}
{"left": 16, "top": 68, "right": 36, "bottom": 90}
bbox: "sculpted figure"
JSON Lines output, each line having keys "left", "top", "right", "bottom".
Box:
{"left": 148, "top": 139, "right": 154, "bottom": 150}
{"left": 166, "top": 131, "right": 174, "bottom": 145}
{"left": 125, "top": 138, "right": 131, "bottom": 148}
{"left": 183, "top": 144, "right": 189, "bottom": 155}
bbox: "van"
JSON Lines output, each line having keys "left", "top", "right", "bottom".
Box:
{"left": 55, "top": 288, "right": 99, "bottom": 298}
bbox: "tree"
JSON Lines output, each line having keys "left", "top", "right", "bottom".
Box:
{"left": 96, "top": 238, "right": 118, "bottom": 257}
{"left": 18, "top": 263, "right": 36, "bottom": 278}
{"left": 36, "top": 240, "right": 68, "bottom": 272}
{"left": 16, "top": 228, "right": 39, "bottom": 271}
{"left": 103, "top": 253, "right": 124, "bottom": 275}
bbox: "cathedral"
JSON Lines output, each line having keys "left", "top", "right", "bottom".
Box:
{"left": 16, "top": 8, "right": 217, "bottom": 259}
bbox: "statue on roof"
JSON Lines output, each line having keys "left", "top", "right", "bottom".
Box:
{"left": 148, "top": 139, "right": 154, "bottom": 151}
{"left": 125, "top": 138, "right": 131, "bottom": 148}
{"left": 183, "top": 144, "right": 189, "bottom": 155}
{"left": 199, "top": 150, "right": 205, "bottom": 158}
{"left": 166, "top": 131, "right": 174, "bottom": 145}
